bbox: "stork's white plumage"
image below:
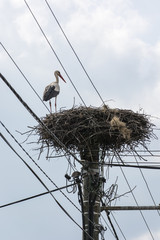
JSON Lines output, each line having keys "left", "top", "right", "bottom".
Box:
{"left": 43, "top": 70, "right": 66, "bottom": 112}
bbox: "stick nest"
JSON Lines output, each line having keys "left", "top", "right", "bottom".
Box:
{"left": 34, "top": 106, "right": 154, "bottom": 159}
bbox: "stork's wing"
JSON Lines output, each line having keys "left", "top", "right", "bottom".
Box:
{"left": 43, "top": 85, "right": 56, "bottom": 101}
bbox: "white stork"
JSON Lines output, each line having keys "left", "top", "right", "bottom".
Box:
{"left": 43, "top": 70, "right": 66, "bottom": 112}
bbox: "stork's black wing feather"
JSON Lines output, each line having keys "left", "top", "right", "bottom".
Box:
{"left": 43, "top": 85, "right": 56, "bottom": 101}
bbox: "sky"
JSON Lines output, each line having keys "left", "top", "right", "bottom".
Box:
{"left": 0, "top": 0, "right": 160, "bottom": 239}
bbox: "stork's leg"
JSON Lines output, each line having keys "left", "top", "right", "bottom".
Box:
{"left": 55, "top": 97, "right": 57, "bottom": 112}
{"left": 49, "top": 100, "right": 52, "bottom": 113}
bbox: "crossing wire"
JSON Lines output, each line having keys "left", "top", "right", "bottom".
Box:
{"left": 0, "top": 120, "right": 80, "bottom": 208}
{"left": 0, "top": 42, "right": 50, "bottom": 113}
{"left": 0, "top": 183, "right": 75, "bottom": 209}
{"left": 0, "top": 120, "right": 100, "bottom": 239}
{"left": 44, "top": 0, "right": 106, "bottom": 106}
{"left": 24, "top": 0, "right": 87, "bottom": 107}
{"left": 2, "top": 2, "right": 159, "bottom": 236}
{"left": 0, "top": 82, "right": 87, "bottom": 222}
{"left": 0, "top": 73, "right": 82, "bottom": 165}
{"left": 110, "top": 212, "right": 127, "bottom": 240}
{"left": 118, "top": 162, "right": 155, "bottom": 240}
{"left": 0, "top": 132, "right": 94, "bottom": 239}
{"left": 0, "top": 43, "right": 81, "bottom": 170}
{"left": 103, "top": 163, "right": 160, "bottom": 170}
{"left": 100, "top": 213, "right": 124, "bottom": 240}
{"left": 133, "top": 154, "right": 160, "bottom": 217}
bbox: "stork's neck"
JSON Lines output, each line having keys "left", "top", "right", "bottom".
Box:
{"left": 54, "top": 72, "right": 59, "bottom": 83}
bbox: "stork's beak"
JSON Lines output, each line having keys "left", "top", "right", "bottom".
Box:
{"left": 59, "top": 74, "right": 66, "bottom": 83}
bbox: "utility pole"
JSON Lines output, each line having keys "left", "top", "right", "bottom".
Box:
{"left": 80, "top": 146, "right": 104, "bottom": 240}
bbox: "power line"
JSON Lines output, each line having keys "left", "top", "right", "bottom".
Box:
{"left": 0, "top": 131, "right": 94, "bottom": 240}
{"left": 0, "top": 183, "right": 76, "bottom": 209}
{"left": 1, "top": 4, "right": 158, "bottom": 240}
{"left": 118, "top": 162, "right": 160, "bottom": 165}
{"left": 123, "top": 161, "right": 160, "bottom": 164}
{"left": 133, "top": 155, "right": 160, "bottom": 216}
{"left": 100, "top": 213, "right": 119, "bottom": 239}
{"left": 0, "top": 43, "right": 83, "bottom": 168}
{"left": 24, "top": 0, "right": 87, "bottom": 107}
{"left": 118, "top": 161, "right": 155, "bottom": 240}
{"left": 2, "top": 0, "right": 105, "bottom": 160}
{"left": 113, "top": 150, "right": 160, "bottom": 220}
{"left": 0, "top": 42, "right": 50, "bottom": 113}
{"left": 44, "top": 0, "right": 106, "bottom": 106}
{"left": 0, "top": 120, "right": 81, "bottom": 212}
{"left": 0, "top": 132, "right": 49, "bottom": 191}
{"left": 0, "top": 73, "right": 108, "bottom": 235}
{"left": 2, "top": 2, "right": 159, "bottom": 236}
{"left": 0, "top": 132, "right": 84, "bottom": 231}
{"left": 103, "top": 163, "right": 160, "bottom": 170}
{"left": 0, "top": 73, "right": 82, "bottom": 165}
{"left": 109, "top": 154, "right": 160, "bottom": 157}
{"left": 110, "top": 212, "right": 127, "bottom": 240}
{"left": 0, "top": 70, "right": 97, "bottom": 231}
{"left": 105, "top": 211, "right": 120, "bottom": 240}
{"left": 0, "top": 121, "right": 99, "bottom": 237}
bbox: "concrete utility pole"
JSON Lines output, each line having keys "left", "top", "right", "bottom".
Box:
{"left": 81, "top": 146, "right": 104, "bottom": 240}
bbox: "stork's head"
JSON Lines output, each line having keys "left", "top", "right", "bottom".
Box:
{"left": 54, "top": 70, "right": 66, "bottom": 83}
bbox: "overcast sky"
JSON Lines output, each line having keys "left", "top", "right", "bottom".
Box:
{"left": 1, "top": 0, "right": 160, "bottom": 239}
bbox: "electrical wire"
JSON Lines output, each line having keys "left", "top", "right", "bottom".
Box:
{"left": 0, "top": 73, "right": 82, "bottom": 166}
{"left": 23, "top": 0, "right": 112, "bottom": 148}
{"left": 0, "top": 120, "right": 81, "bottom": 212}
{"left": 110, "top": 212, "right": 127, "bottom": 240}
{"left": 0, "top": 121, "right": 99, "bottom": 238}
{"left": 0, "top": 42, "right": 50, "bottom": 113}
{"left": 1, "top": 12, "right": 103, "bottom": 165}
{"left": 104, "top": 210, "right": 119, "bottom": 240}
{"left": 133, "top": 155, "right": 160, "bottom": 216}
{"left": 1, "top": 3, "right": 159, "bottom": 240}
{"left": 0, "top": 41, "right": 81, "bottom": 171}
{"left": 117, "top": 161, "right": 155, "bottom": 240}
{"left": 100, "top": 213, "right": 119, "bottom": 239}
{"left": 24, "top": 0, "right": 87, "bottom": 107}
{"left": 0, "top": 183, "right": 76, "bottom": 209}
{"left": 123, "top": 162, "right": 160, "bottom": 165}
{"left": 0, "top": 131, "right": 95, "bottom": 240}
{"left": 44, "top": 0, "right": 106, "bottom": 106}
{"left": 103, "top": 163, "right": 160, "bottom": 170}
{"left": 0, "top": 70, "right": 156, "bottom": 240}
{"left": 0, "top": 72, "right": 107, "bottom": 235}
{"left": 24, "top": 0, "right": 160, "bottom": 129}
{"left": 0, "top": 132, "right": 49, "bottom": 192}
{"left": 1, "top": 2, "right": 159, "bottom": 236}
{"left": 0, "top": 132, "right": 89, "bottom": 235}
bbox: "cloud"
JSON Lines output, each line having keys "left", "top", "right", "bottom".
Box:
{"left": 131, "top": 230, "right": 160, "bottom": 240}
{"left": 142, "top": 79, "right": 160, "bottom": 116}
{"left": 14, "top": 8, "right": 48, "bottom": 46}
{"left": 64, "top": 0, "right": 148, "bottom": 55}
{"left": 9, "top": 0, "right": 24, "bottom": 8}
